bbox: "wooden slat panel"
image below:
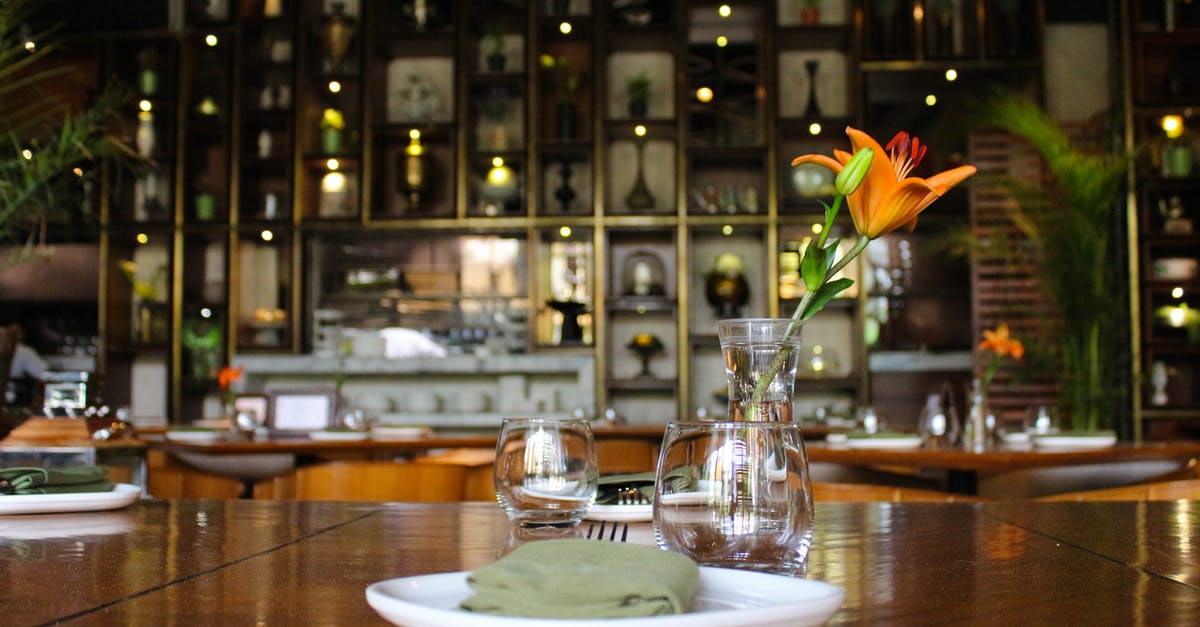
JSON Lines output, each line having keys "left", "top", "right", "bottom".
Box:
{"left": 968, "top": 129, "right": 1058, "bottom": 425}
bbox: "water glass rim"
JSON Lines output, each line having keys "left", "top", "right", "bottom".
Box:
{"left": 499, "top": 416, "right": 592, "bottom": 426}
{"left": 715, "top": 318, "right": 801, "bottom": 344}
{"left": 666, "top": 419, "right": 804, "bottom": 430}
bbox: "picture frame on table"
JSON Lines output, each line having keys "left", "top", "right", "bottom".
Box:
{"left": 266, "top": 390, "right": 338, "bottom": 435}
{"left": 233, "top": 394, "right": 269, "bottom": 427}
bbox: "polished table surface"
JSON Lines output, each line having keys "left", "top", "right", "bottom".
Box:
{"left": 3, "top": 499, "right": 1198, "bottom": 625}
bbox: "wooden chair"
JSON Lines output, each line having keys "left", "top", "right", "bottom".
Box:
{"left": 1035, "top": 478, "right": 1200, "bottom": 502}
{"left": 258, "top": 461, "right": 468, "bottom": 502}
{"left": 595, "top": 438, "right": 658, "bottom": 474}
{"left": 413, "top": 448, "right": 495, "bottom": 501}
{"left": 813, "top": 481, "right": 988, "bottom": 502}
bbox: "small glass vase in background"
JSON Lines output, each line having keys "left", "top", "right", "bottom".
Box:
{"left": 963, "top": 378, "right": 992, "bottom": 452}
{"left": 717, "top": 318, "right": 802, "bottom": 421}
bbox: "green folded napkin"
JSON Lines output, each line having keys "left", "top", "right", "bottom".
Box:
{"left": 0, "top": 466, "right": 113, "bottom": 496}
{"left": 461, "top": 538, "right": 700, "bottom": 618}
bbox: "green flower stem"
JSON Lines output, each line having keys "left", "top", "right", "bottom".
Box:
{"left": 747, "top": 235, "right": 871, "bottom": 408}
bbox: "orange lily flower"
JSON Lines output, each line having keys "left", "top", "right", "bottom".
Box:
{"left": 218, "top": 366, "right": 244, "bottom": 390}
{"left": 791, "top": 127, "right": 977, "bottom": 238}
{"left": 978, "top": 324, "right": 1024, "bottom": 360}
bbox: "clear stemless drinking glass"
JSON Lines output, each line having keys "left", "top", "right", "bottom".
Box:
{"left": 494, "top": 417, "right": 598, "bottom": 528}
{"left": 654, "top": 420, "right": 814, "bottom": 576}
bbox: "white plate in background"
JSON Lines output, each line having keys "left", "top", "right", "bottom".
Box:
{"left": 0, "top": 483, "right": 142, "bottom": 516}
{"left": 308, "top": 430, "right": 370, "bottom": 442}
{"left": 165, "top": 430, "right": 225, "bottom": 444}
{"left": 1033, "top": 434, "right": 1117, "bottom": 450}
{"left": 843, "top": 436, "right": 922, "bottom": 450}
{"left": 586, "top": 503, "right": 653, "bottom": 523}
{"left": 371, "top": 426, "right": 433, "bottom": 440}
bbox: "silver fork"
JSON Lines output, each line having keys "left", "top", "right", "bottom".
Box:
{"left": 617, "top": 487, "right": 651, "bottom": 506}
{"left": 586, "top": 520, "right": 629, "bottom": 542}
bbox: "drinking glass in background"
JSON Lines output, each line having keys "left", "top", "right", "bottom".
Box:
{"left": 494, "top": 417, "right": 598, "bottom": 528}
{"left": 1025, "top": 405, "right": 1060, "bottom": 436}
{"left": 653, "top": 421, "right": 814, "bottom": 576}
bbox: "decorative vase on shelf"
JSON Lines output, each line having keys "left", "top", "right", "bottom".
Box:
{"left": 624, "top": 137, "right": 656, "bottom": 211}
{"left": 194, "top": 191, "right": 217, "bottom": 221}
{"left": 321, "top": 127, "right": 343, "bottom": 154}
{"left": 716, "top": 319, "right": 800, "bottom": 422}
{"left": 803, "top": 59, "right": 821, "bottom": 118}
{"left": 626, "top": 333, "right": 664, "bottom": 378}
{"left": 556, "top": 100, "right": 577, "bottom": 140}
{"left": 397, "top": 130, "right": 429, "bottom": 211}
{"left": 704, "top": 253, "right": 749, "bottom": 319}
{"left": 547, "top": 300, "right": 588, "bottom": 344}
{"left": 137, "top": 49, "right": 158, "bottom": 96}
{"left": 319, "top": 2, "right": 355, "bottom": 73}
{"left": 136, "top": 112, "right": 156, "bottom": 158}
{"left": 554, "top": 158, "right": 576, "bottom": 213}
{"left": 800, "top": 1, "right": 821, "bottom": 25}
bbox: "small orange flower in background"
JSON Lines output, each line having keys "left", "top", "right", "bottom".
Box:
{"left": 791, "top": 127, "right": 977, "bottom": 239}
{"left": 978, "top": 323, "right": 1024, "bottom": 360}
{"left": 218, "top": 366, "right": 244, "bottom": 390}
{"left": 978, "top": 324, "right": 1023, "bottom": 391}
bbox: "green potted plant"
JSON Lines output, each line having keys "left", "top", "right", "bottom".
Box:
{"left": 320, "top": 107, "right": 345, "bottom": 153}
{"left": 625, "top": 71, "right": 651, "bottom": 119}
{"left": 971, "top": 88, "right": 1131, "bottom": 436}
{"left": 801, "top": 0, "right": 822, "bottom": 25}
{"left": 0, "top": 0, "right": 133, "bottom": 246}
{"left": 539, "top": 54, "right": 581, "bottom": 140}
{"left": 484, "top": 27, "right": 506, "bottom": 72}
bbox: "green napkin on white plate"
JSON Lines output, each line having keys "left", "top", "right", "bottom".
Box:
{"left": 0, "top": 466, "right": 113, "bottom": 495}
{"left": 461, "top": 538, "right": 699, "bottom": 618}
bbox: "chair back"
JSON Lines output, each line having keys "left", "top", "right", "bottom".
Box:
{"left": 263, "top": 461, "right": 468, "bottom": 502}
{"left": 1035, "top": 478, "right": 1200, "bottom": 502}
{"left": 814, "top": 481, "right": 987, "bottom": 502}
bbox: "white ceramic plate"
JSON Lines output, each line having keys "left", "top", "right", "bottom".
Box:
{"left": 844, "top": 436, "right": 922, "bottom": 450}
{"left": 586, "top": 503, "right": 653, "bottom": 522}
{"left": 1001, "top": 432, "right": 1031, "bottom": 445}
{"left": 0, "top": 483, "right": 142, "bottom": 516}
{"left": 165, "top": 430, "right": 225, "bottom": 444}
{"left": 309, "top": 430, "right": 370, "bottom": 441}
{"left": 371, "top": 426, "right": 432, "bottom": 440}
{"left": 366, "top": 566, "right": 844, "bottom": 627}
{"left": 1033, "top": 434, "right": 1117, "bottom": 450}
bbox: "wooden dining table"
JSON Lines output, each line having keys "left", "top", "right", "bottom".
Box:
{"left": 3, "top": 498, "right": 1197, "bottom": 625}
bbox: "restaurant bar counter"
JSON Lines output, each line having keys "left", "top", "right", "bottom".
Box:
{"left": 2, "top": 500, "right": 1197, "bottom": 625}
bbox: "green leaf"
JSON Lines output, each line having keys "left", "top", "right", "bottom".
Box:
{"left": 800, "top": 242, "right": 828, "bottom": 292}
{"left": 800, "top": 278, "right": 854, "bottom": 321}
{"left": 823, "top": 238, "right": 841, "bottom": 272}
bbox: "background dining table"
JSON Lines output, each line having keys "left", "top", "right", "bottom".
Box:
{"left": 2, "top": 498, "right": 1198, "bottom": 625}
